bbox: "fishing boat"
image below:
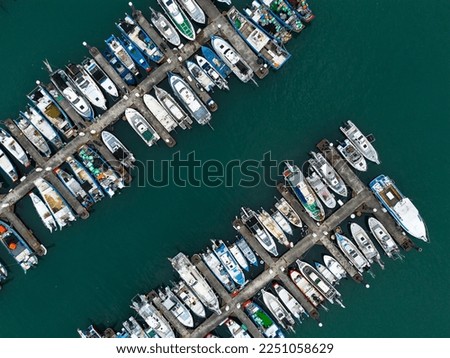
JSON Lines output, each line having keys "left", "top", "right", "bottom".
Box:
{"left": 261, "top": 0, "right": 304, "bottom": 32}
{"left": 154, "top": 85, "right": 193, "bottom": 130}
{"left": 116, "top": 14, "right": 164, "bottom": 64}
{"left": 122, "top": 317, "right": 148, "bottom": 338}
{"left": 173, "top": 281, "right": 206, "bottom": 318}
{"left": 337, "top": 139, "right": 367, "bottom": 172}
{"left": 370, "top": 174, "right": 428, "bottom": 242}
{"left": 177, "top": 0, "right": 206, "bottom": 24}
{"left": 195, "top": 55, "right": 229, "bottom": 91}
{"left": 103, "top": 49, "right": 137, "bottom": 85}
{"left": 228, "top": 242, "right": 249, "bottom": 272}
{"left": 143, "top": 94, "right": 177, "bottom": 132}
{"left": 350, "top": 223, "right": 384, "bottom": 269}
{"left": 131, "top": 294, "right": 175, "bottom": 338}
{"left": 322, "top": 254, "right": 347, "bottom": 281}
{"left": 296, "top": 260, "right": 344, "bottom": 307}
{"left": 170, "top": 252, "right": 221, "bottom": 314}
{"left": 335, "top": 233, "right": 371, "bottom": 273}
{"left": 101, "top": 131, "right": 136, "bottom": 168}
{"left": 34, "top": 178, "right": 76, "bottom": 230}
{"left": 314, "top": 261, "right": 339, "bottom": 286}
{"left": 0, "top": 148, "right": 18, "bottom": 182}
{"left": 261, "top": 289, "right": 296, "bottom": 331}
{"left": 119, "top": 35, "right": 152, "bottom": 72}
{"left": 67, "top": 158, "right": 105, "bottom": 202}
{"left": 368, "top": 217, "right": 402, "bottom": 259}
{"left": 244, "top": 1, "right": 292, "bottom": 44}
{"left": 21, "top": 107, "right": 63, "bottom": 148}
{"left": 236, "top": 236, "right": 259, "bottom": 267}
{"left": 225, "top": 318, "right": 251, "bottom": 338}
{"left": 227, "top": 7, "right": 291, "bottom": 70}
{"left": 340, "top": 120, "right": 380, "bottom": 164}
{"left": 29, "top": 192, "right": 58, "bottom": 232}
{"left": 168, "top": 72, "right": 212, "bottom": 126}
{"left": 27, "top": 85, "right": 75, "bottom": 138}
{"left": 288, "top": 0, "right": 315, "bottom": 23}
{"left": 78, "top": 145, "right": 125, "bottom": 198}
{"left": 272, "top": 282, "right": 307, "bottom": 321}
{"left": 211, "top": 36, "right": 255, "bottom": 84}
{"left": 157, "top": 0, "right": 196, "bottom": 41}
{"left": 271, "top": 210, "right": 293, "bottom": 235}
{"left": 283, "top": 162, "right": 325, "bottom": 222}
{"left": 306, "top": 172, "right": 336, "bottom": 209}
{"left": 65, "top": 63, "right": 107, "bottom": 111}
{"left": 0, "top": 128, "right": 31, "bottom": 167}
{"left": 243, "top": 300, "right": 285, "bottom": 338}
{"left": 211, "top": 240, "right": 246, "bottom": 286}
{"left": 82, "top": 57, "right": 119, "bottom": 98}
{"left": 201, "top": 46, "right": 232, "bottom": 79}
{"left": 47, "top": 66, "right": 94, "bottom": 120}
{"left": 0, "top": 261, "right": 7, "bottom": 285}
{"left": 105, "top": 35, "right": 139, "bottom": 76}
{"left": 159, "top": 286, "right": 194, "bottom": 328}
{"left": 0, "top": 220, "right": 38, "bottom": 272}
{"left": 240, "top": 207, "right": 278, "bottom": 256}
{"left": 274, "top": 197, "right": 302, "bottom": 227}
{"left": 309, "top": 151, "right": 347, "bottom": 197}
{"left": 125, "top": 108, "right": 160, "bottom": 146}
{"left": 257, "top": 208, "right": 291, "bottom": 247}
{"left": 77, "top": 325, "right": 102, "bottom": 338}
{"left": 186, "top": 60, "right": 215, "bottom": 92}
{"left": 289, "top": 269, "right": 324, "bottom": 307}
{"left": 149, "top": 8, "right": 181, "bottom": 46}
{"left": 54, "top": 167, "right": 94, "bottom": 208}
{"left": 202, "top": 248, "right": 236, "bottom": 292}
{"left": 14, "top": 115, "right": 51, "bottom": 157}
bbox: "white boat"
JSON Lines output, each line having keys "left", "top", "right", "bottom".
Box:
{"left": 368, "top": 217, "right": 403, "bottom": 260}
{"left": 66, "top": 63, "right": 107, "bottom": 110}
{"left": 154, "top": 85, "right": 193, "bottom": 130}
{"left": 159, "top": 286, "right": 194, "bottom": 328}
{"left": 0, "top": 260, "right": 8, "bottom": 284}
{"left": 0, "top": 149, "right": 18, "bottom": 182}
{"left": 82, "top": 57, "right": 119, "bottom": 98}
{"left": 177, "top": 0, "right": 206, "bottom": 24}
{"left": 257, "top": 208, "right": 291, "bottom": 247}
{"left": 168, "top": 73, "right": 211, "bottom": 126}
{"left": 34, "top": 178, "right": 76, "bottom": 230}
{"left": 322, "top": 255, "right": 347, "bottom": 281}
{"left": 125, "top": 108, "right": 160, "bottom": 147}
{"left": 296, "top": 260, "right": 344, "bottom": 307}
{"left": 236, "top": 236, "right": 259, "bottom": 267}
{"left": 14, "top": 116, "right": 51, "bottom": 157}
{"left": 337, "top": 139, "right": 367, "bottom": 172}
{"left": 122, "top": 317, "right": 147, "bottom": 338}
{"left": 211, "top": 36, "right": 255, "bottom": 84}
{"left": 170, "top": 252, "right": 221, "bottom": 314}
{"left": 105, "top": 35, "right": 139, "bottom": 76}
{"left": 29, "top": 192, "right": 57, "bottom": 233}
{"left": 195, "top": 55, "right": 229, "bottom": 91}
{"left": 186, "top": 60, "right": 215, "bottom": 92}
{"left": 271, "top": 210, "right": 293, "bottom": 235}
{"left": 290, "top": 269, "right": 324, "bottom": 308}
{"left": 157, "top": 0, "right": 196, "bottom": 41}
{"left": 314, "top": 261, "right": 339, "bottom": 286}
{"left": 272, "top": 282, "right": 307, "bottom": 321}
{"left": 309, "top": 151, "right": 347, "bottom": 197}
{"left": 228, "top": 242, "right": 250, "bottom": 272}
{"left": 131, "top": 294, "right": 175, "bottom": 338}
{"left": 173, "top": 281, "right": 206, "bottom": 318}
{"left": 261, "top": 288, "right": 296, "bottom": 330}
{"left": 306, "top": 172, "right": 337, "bottom": 209}
{"left": 143, "top": 94, "right": 177, "bottom": 132}
{"left": 101, "top": 131, "right": 135, "bottom": 168}
{"left": 55, "top": 167, "right": 93, "bottom": 209}
{"left": 202, "top": 248, "right": 236, "bottom": 292}
{"left": 370, "top": 174, "right": 428, "bottom": 242}
{"left": 340, "top": 120, "right": 380, "bottom": 164}
{"left": 22, "top": 107, "right": 63, "bottom": 149}
{"left": 0, "top": 128, "right": 31, "bottom": 167}
{"left": 335, "top": 233, "right": 371, "bottom": 273}
{"left": 350, "top": 222, "right": 384, "bottom": 269}
{"left": 225, "top": 318, "right": 251, "bottom": 338}
{"left": 149, "top": 7, "right": 181, "bottom": 46}
{"left": 211, "top": 240, "right": 246, "bottom": 286}
{"left": 274, "top": 198, "right": 302, "bottom": 227}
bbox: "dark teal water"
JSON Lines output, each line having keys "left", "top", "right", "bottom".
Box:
{"left": 0, "top": 0, "right": 449, "bottom": 337}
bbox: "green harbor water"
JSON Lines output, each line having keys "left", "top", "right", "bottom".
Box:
{"left": 0, "top": 0, "right": 449, "bottom": 337}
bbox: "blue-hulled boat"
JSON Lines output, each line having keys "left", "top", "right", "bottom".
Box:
{"left": 201, "top": 45, "right": 232, "bottom": 79}
{"left": 236, "top": 236, "right": 259, "bottom": 267}
{"left": 201, "top": 248, "right": 236, "bottom": 292}
{"left": 118, "top": 35, "right": 152, "bottom": 73}
{"left": 261, "top": 0, "right": 304, "bottom": 33}
{"left": 211, "top": 239, "right": 246, "bottom": 286}
{"left": 105, "top": 34, "right": 139, "bottom": 76}
{"left": 103, "top": 49, "right": 137, "bottom": 86}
